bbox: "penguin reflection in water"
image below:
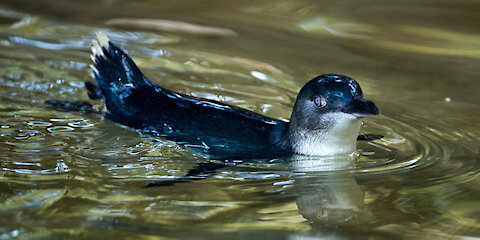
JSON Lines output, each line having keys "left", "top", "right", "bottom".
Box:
{"left": 47, "top": 33, "right": 380, "bottom": 184}
{"left": 291, "top": 154, "right": 366, "bottom": 229}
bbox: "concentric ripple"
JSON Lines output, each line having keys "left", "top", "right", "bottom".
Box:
{"left": 355, "top": 114, "right": 449, "bottom": 174}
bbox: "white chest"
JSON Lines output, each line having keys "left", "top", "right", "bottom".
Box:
{"left": 289, "top": 113, "right": 362, "bottom": 156}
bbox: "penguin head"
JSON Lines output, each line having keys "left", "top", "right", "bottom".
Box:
{"left": 293, "top": 74, "right": 378, "bottom": 119}
{"left": 288, "top": 74, "right": 378, "bottom": 155}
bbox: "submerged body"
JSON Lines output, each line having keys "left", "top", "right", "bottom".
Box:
{"left": 88, "top": 33, "right": 378, "bottom": 158}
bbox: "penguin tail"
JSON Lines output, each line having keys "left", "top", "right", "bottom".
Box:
{"left": 46, "top": 33, "right": 151, "bottom": 115}
{"left": 89, "top": 32, "right": 151, "bottom": 113}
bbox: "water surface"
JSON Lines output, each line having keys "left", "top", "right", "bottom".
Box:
{"left": 0, "top": 1, "right": 479, "bottom": 239}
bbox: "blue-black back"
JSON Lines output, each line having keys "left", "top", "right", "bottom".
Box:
{"left": 91, "top": 39, "right": 290, "bottom": 159}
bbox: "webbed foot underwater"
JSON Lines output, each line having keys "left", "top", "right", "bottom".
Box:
{"left": 48, "top": 32, "right": 379, "bottom": 159}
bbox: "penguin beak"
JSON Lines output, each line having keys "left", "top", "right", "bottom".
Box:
{"left": 342, "top": 98, "right": 379, "bottom": 117}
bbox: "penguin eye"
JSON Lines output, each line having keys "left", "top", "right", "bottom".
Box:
{"left": 313, "top": 96, "right": 327, "bottom": 108}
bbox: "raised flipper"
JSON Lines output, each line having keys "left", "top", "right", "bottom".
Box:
{"left": 45, "top": 81, "right": 104, "bottom": 114}
{"left": 85, "top": 81, "right": 104, "bottom": 100}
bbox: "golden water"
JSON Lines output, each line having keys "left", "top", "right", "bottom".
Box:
{"left": 0, "top": 0, "right": 479, "bottom": 239}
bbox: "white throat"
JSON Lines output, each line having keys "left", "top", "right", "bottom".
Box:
{"left": 288, "top": 112, "right": 362, "bottom": 156}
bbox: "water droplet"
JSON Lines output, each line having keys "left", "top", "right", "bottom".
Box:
{"left": 251, "top": 71, "right": 268, "bottom": 80}
{"left": 47, "top": 126, "right": 74, "bottom": 133}
{"left": 26, "top": 121, "right": 52, "bottom": 127}
{"left": 67, "top": 120, "right": 94, "bottom": 128}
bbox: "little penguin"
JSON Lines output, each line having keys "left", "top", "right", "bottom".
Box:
{"left": 87, "top": 32, "right": 379, "bottom": 159}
